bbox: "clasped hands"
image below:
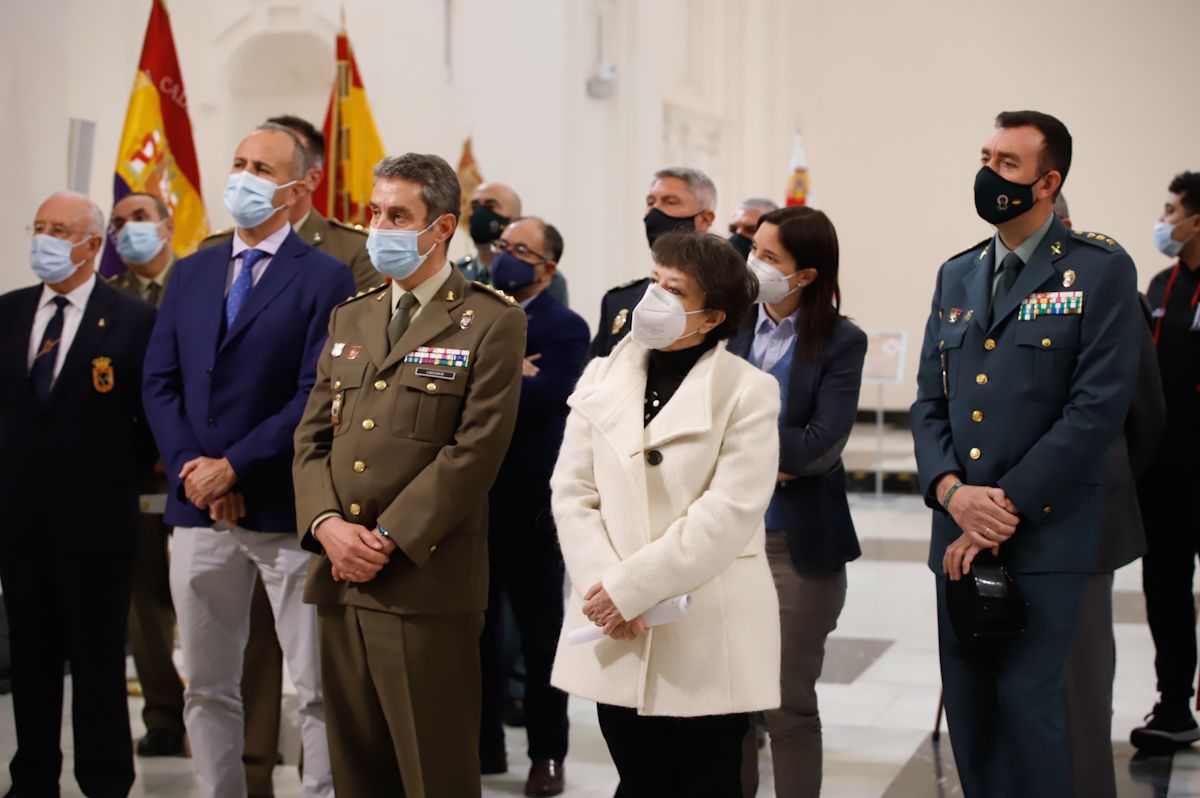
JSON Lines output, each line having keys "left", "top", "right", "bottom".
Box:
{"left": 315, "top": 516, "right": 397, "bottom": 584}
{"left": 180, "top": 456, "right": 244, "bottom": 525}
{"left": 582, "top": 583, "right": 647, "bottom": 641}
{"left": 937, "top": 474, "right": 1020, "bottom": 582}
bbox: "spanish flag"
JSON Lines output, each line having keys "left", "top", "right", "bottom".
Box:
{"left": 101, "top": 0, "right": 207, "bottom": 278}
{"left": 315, "top": 24, "right": 386, "bottom": 226}
{"left": 456, "top": 137, "right": 484, "bottom": 221}
{"left": 785, "top": 132, "right": 810, "bottom": 207}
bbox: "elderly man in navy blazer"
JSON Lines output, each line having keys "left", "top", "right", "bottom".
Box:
{"left": 142, "top": 123, "right": 353, "bottom": 798}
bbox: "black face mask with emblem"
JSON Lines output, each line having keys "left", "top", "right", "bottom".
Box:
{"left": 974, "top": 166, "right": 1046, "bottom": 226}
{"left": 469, "top": 205, "right": 510, "bottom": 246}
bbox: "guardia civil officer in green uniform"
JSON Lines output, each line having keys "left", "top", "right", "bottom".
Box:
{"left": 911, "top": 111, "right": 1140, "bottom": 798}
{"left": 457, "top": 181, "right": 569, "bottom": 306}
{"left": 293, "top": 153, "right": 526, "bottom": 797}
{"left": 588, "top": 167, "right": 717, "bottom": 358}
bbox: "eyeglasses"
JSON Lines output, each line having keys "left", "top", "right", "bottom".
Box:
{"left": 490, "top": 239, "right": 548, "bottom": 263}
{"left": 26, "top": 223, "right": 89, "bottom": 240}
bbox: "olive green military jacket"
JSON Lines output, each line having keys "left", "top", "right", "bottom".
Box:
{"left": 293, "top": 266, "right": 527, "bottom": 614}
{"left": 201, "top": 211, "right": 376, "bottom": 291}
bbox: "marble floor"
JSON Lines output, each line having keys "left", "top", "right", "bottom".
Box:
{"left": 0, "top": 494, "right": 1196, "bottom": 797}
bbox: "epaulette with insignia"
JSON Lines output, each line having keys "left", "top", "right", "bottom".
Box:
{"left": 1073, "top": 231, "right": 1122, "bottom": 250}
{"left": 604, "top": 276, "right": 650, "bottom": 294}
{"left": 329, "top": 219, "right": 367, "bottom": 236}
{"left": 336, "top": 282, "right": 388, "bottom": 307}
{"left": 472, "top": 280, "right": 517, "bottom": 305}
{"left": 948, "top": 238, "right": 991, "bottom": 262}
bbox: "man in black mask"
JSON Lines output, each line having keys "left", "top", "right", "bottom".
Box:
{"left": 457, "top": 181, "right": 569, "bottom": 305}
{"left": 589, "top": 166, "right": 717, "bottom": 357}
{"left": 727, "top": 197, "right": 777, "bottom": 259}
{"left": 911, "top": 110, "right": 1140, "bottom": 798}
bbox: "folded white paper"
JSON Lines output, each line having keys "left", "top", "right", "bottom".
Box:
{"left": 567, "top": 594, "right": 692, "bottom": 645}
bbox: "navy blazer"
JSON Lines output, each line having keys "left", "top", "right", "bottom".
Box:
{"left": 142, "top": 229, "right": 354, "bottom": 532}
{"left": 729, "top": 314, "right": 868, "bottom": 572}
{"left": 497, "top": 289, "right": 590, "bottom": 483}
{"left": 0, "top": 278, "right": 156, "bottom": 548}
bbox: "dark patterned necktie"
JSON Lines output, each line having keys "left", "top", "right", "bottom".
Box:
{"left": 991, "top": 252, "right": 1023, "bottom": 319}
{"left": 388, "top": 292, "right": 419, "bottom": 348}
{"left": 30, "top": 296, "right": 69, "bottom": 403}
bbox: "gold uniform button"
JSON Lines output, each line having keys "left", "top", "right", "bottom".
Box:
{"left": 362, "top": 419, "right": 375, "bottom": 430}
{"left": 353, "top": 460, "right": 366, "bottom": 473}
{"left": 976, "top": 373, "right": 988, "bottom": 385}
{"left": 374, "top": 380, "right": 388, "bottom": 391}
{"left": 969, "top": 447, "right": 982, "bottom": 460}
{"left": 333, "top": 379, "right": 342, "bottom": 390}
{"left": 429, "top": 545, "right": 438, "bottom": 553}
{"left": 426, "top": 382, "right": 438, "bottom": 392}
{"left": 349, "top": 503, "right": 362, "bottom": 516}
{"left": 1043, "top": 505, "right": 1053, "bottom": 515}
{"left": 971, "top": 410, "right": 984, "bottom": 422}
{"left": 984, "top": 338, "right": 996, "bottom": 351}
{"left": 1041, "top": 338, "right": 1052, "bottom": 349}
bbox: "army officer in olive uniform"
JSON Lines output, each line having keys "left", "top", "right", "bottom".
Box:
{"left": 293, "top": 153, "right": 526, "bottom": 798}
{"left": 911, "top": 111, "right": 1140, "bottom": 798}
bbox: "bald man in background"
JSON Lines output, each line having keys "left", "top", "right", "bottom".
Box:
{"left": 457, "top": 181, "right": 569, "bottom": 305}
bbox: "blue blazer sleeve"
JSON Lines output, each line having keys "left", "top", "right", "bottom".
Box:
{"left": 910, "top": 262, "right": 963, "bottom": 510}
{"left": 520, "top": 310, "right": 590, "bottom": 413}
{"left": 779, "top": 323, "right": 867, "bottom": 476}
{"left": 142, "top": 264, "right": 205, "bottom": 478}
{"left": 223, "top": 266, "right": 355, "bottom": 480}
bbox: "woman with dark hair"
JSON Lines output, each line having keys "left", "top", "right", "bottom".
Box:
{"left": 730, "top": 206, "right": 867, "bottom": 798}
{"left": 550, "top": 232, "right": 782, "bottom": 796}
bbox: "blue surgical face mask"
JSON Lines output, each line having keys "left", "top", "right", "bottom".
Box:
{"left": 366, "top": 217, "right": 443, "bottom": 281}
{"left": 1154, "top": 217, "right": 1195, "bottom": 258}
{"left": 223, "top": 170, "right": 297, "bottom": 229}
{"left": 30, "top": 234, "right": 93, "bottom": 284}
{"left": 490, "top": 250, "right": 538, "bottom": 292}
{"left": 116, "top": 220, "right": 167, "bottom": 265}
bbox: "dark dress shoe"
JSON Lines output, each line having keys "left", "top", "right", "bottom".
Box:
{"left": 480, "top": 751, "right": 508, "bottom": 775}
{"left": 525, "top": 759, "right": 564, "bottom": 797}
{"left": 136, "top": 728, "right": 187, "bottom": 757}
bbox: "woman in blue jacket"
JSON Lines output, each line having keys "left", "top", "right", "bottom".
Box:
{"left": 728, "top": 206, "right": 867, "bottom": 797}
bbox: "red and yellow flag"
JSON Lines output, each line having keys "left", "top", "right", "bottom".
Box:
{"left": 785, "top": 132, "right": 810, "bottom": 207}
{"left": 456, "top": 137, "right": 484, "bottom": 221}
{"left": 101, "top": 0, "right": 206, "bottom": 277}
{"left": 315, "top": 26, "right": 386, "bottom": 226}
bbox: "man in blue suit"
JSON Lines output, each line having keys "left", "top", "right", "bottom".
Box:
{"left": 911, "top": 111, "right": 1140, "bottom": 797}
{"left": 480, "top": 217, "right": 589, "bottom": 795}
{"left": 142, "top": 123, "right": 353, "bottom": 798}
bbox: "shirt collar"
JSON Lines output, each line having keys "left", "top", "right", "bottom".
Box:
{"left": 134, "top": 257, "right": 175, "bottom": 290}
{"left": 391, "top": 260, "right": 453, "bottom": 312}
{"left": 754, "top": 302, "right": 800, "bottom": 335}
{"left": 993, "top": 212, "right": 1055, "bottom": 272}
{"left": 232, "top": 222, "right": 291, "bottom": 259}
{"left": 39, "top": 271, "right": 96, "bottom": 311}
{"left": 293, "top": 210, "right": 312, "bottom": 233}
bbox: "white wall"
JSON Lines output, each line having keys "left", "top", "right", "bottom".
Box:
{"left": 2, "top": 0, "right": 1196, "bottom": 409}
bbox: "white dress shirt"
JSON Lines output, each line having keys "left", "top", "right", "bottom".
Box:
{"left": 226, "top": 223, "right": 291, "bottom": 294}
{"left": 27, "top": 272, "right": 97, "bottom": 383}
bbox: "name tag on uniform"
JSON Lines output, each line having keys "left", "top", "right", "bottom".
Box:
{"left": 415, "top": 367, "right": 456, "bottom": 381}
{"left": 1019, "top": 290, "right": 1083, "bottom": 321}
{"left": 404, "top": 346, "right": 470, "bottom": 368}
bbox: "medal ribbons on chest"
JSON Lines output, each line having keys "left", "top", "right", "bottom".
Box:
{"left": 1019, "top": 290, "right": 1084, "bottom": 321}
{"left": 403, "top": 345, "right": 471, "bottom": 369}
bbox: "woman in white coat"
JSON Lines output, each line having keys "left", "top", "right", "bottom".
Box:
{"left": 551, "top": 232, "right": 782, "bottom": 796}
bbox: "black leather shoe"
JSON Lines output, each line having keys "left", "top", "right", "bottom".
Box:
{"left": 525, "top": 759, "right": 564, "bottom": 797}
{"left": 136, "top": 728, "right": 187, "bottom": 757}
{"left": 480, "top": 751, "right": 508, "bottom": 775}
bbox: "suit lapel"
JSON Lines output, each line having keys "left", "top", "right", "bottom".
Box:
{"left": 8, "top": 288, "right": 41, "bottom": 405}
{"left": 194, "top": 244, "right": 232, "bottom": 359}
{"left": 379, "top": 269, "right": 468, "bottom": 374}
{"left": 987, "top": 218, "right": 1070, "bottom": 334}
{"left": 220, "top": 230, "right": 305, "bottom": 352}
{"left": 567, "top": 339, "right": 648, "bottom": 461}
{"left": 353, "top": 287, "right": 392, "bottom": 370}
{"left": 963, "top": 241, "right": 994, "bottom": 334}
{"left": 47, "top": 280, "right": 116, "bottom": 407}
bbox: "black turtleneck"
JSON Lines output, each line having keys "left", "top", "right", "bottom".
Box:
{"left": 643, "top": 336, "right": 719, "bottom": 426}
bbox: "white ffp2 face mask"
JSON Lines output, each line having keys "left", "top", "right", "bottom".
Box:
{"left": 748, "top": 254, "right": 801, "bottom": 304}
{"left": 630, "top": 282, "right": 710, "bottom": 350}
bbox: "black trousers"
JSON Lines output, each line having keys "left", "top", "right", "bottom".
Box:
{"left": 479, "top": 477, "right": 569, "bottom": 761}
{"left": 597, "top": 704, "right": 748, "bottom": 797}
{"left": 1140, "top": 460, "right": 1200, "bottom": 704}
{"left": 0, "top": 540, "right": 134, "bottom": 797}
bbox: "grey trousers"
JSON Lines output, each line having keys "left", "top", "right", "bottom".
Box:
{"left": 743, "top": 532, "right": 848, "bottom": 797}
